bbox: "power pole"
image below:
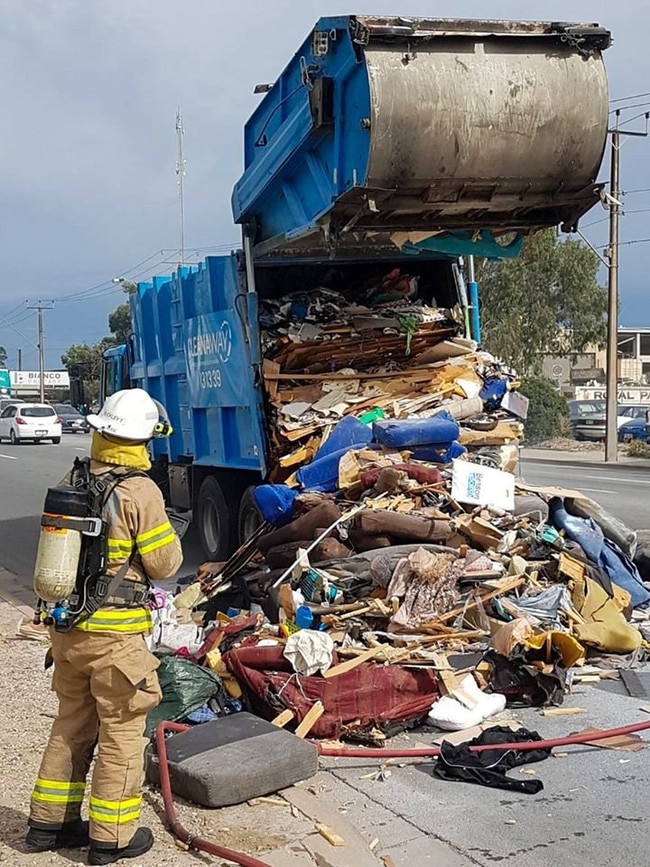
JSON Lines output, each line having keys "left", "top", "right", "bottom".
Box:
{"left": 605, "top": 128, "right": 620, "bottom": 463}
{"left": 27, "top": 300, "right": 53, "bottom": 403}
{"left": 175, "top": 109, "right": 186, "bottom": 266}
{"left": 604, "top": 110, "right": 649, "bottom": 463}
{"left": 17, "top": 348, "right": 22, "bottom": 371}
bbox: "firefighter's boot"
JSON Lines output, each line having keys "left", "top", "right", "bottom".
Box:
{"left": 88, "top": 827, "right": 154, "bottom": 865}
{"left": 25, "top": 818, "right": 90, "bottom": 852}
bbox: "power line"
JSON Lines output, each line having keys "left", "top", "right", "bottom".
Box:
{"left": 582, "top": 207, "right": 650, "bottom": 229}
{"left": 52, "top": 245, "right": 235, "bottom": 305}
{"left": 595, "top": 236, "right": 650, "bottom": 250}
{"left": 10, "top": 311, "right": 36, "bottom": 328}
{"left": 611, "top": 92, "right": 650, "bottom": 103}
{"left": 55, "top": 250, "right": 168, "bottom": 302}
{"left": 0, "top": 300, "right": 28, "bottom": 322}
{"left": 610, "top": 101, "right": 650, "bottom": 114}
{"left": 0, "top": 309, "right": 36, "bottom": 346}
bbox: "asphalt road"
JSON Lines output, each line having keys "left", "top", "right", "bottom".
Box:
{"left": 0, "top": 433, "right": 203, "bottom": 582}
{"left": 1, "top": 438, "right": 649, "bottom": 581}
{"left": 2, "top": 443, "right": 650, "bottom": 865}
{"left": 519, "top": 457, "right": 650, "bottom": 530}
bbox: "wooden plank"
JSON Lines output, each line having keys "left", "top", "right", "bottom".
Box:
{"left": 295, "top": 701, "right": 325, "bottom": 738}
{"left": 558, "top": 552, "right": 586, "bottom": 582}
{"left": 262, "top": 358, "right": 281, "bottom": 400}
{"left": 431, "top": 652, "right": 460, "bottom": 695}
{"left": 323, "top": 647, "right": 382, "bottom": 679}
{"left": 571, "top": 727, "right": 646, "bottom": 752}
{"left": 541, "top": 707, "right": 587, "bottom": 717}
{"left": 271, "top": 709, "right": 295, "bottom": 729}
{"left": 315, "top": 824, "right": 345, "bottom": 847}
{"left": 264, "top": 365, "right": 453, "bottom": 382}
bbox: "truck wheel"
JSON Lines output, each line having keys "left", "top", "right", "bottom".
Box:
{"left": 197, "top": 476, "right": 232, "bottom": 562}
{"left": 238, "top": 486, "right": 263, "bottom": 546}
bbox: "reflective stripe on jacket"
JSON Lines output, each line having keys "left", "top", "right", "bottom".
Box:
{"left": 74, "top": 461, "right": 183, "bottom": 634}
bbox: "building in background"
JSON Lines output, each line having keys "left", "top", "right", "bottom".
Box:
{"left": 542, "top": 326, "right": 650, "bottom": 400}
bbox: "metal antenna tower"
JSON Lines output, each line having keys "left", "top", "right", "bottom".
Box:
{"left": 175, "top": 109, "right": 186, "bottom": 265}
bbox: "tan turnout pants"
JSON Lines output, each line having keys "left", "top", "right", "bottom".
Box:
{"left": 29, "top": 629, "right": 161, "bottom": 847}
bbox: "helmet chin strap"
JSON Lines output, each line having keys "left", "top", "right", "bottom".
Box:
{"left": 99, "top": 431, "right": 149, "bottom": 446}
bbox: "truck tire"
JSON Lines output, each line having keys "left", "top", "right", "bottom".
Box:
{"left": 197, "top": 476, "right": 232, "bottom": 562}
{"left": 238, "top": 486, "right": 263, "bottom": 546}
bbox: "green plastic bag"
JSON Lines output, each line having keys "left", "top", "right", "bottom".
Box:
{"left": 145, "top": 654, "right": 224, "bottom": 738}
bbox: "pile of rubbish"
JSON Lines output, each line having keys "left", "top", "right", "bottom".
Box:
{"left": 259, "top": 271, "right": 525, "bottom": 477}
{"left": 143, "top": 272, "right": 650, "bottom": 749}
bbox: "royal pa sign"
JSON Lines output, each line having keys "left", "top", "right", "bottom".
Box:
{"left": 10, "top": 370, "right": 70, "bottom": 389}
{"left": 575, "top": 386, "right": 650, "bottom": 405}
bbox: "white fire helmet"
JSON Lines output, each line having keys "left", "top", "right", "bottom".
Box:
{"left": 86, "top": 389, "right": 172, "bottom": 442}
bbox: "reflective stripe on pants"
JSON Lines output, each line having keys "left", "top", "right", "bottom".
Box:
{"left": 29, "top": 629, "right": 161, "bottom": 845}
{"left": 89, "top": 795, "right": 142, "bottom": 824}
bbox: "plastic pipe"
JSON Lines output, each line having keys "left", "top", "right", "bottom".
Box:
{"left": 155, "top": 721, "right": 272, "bottom": 867}
{"left": 316, "top": 718, "right": 650, "bottom": 759}
{"left": 467, "top": 254, "right": 481, "bottom": 343}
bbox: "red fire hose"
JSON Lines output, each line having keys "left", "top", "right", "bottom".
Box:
{"left": 156, "top": 717, "right": 650, "bottom": 865}
{"left": 155, "top": 721, "right": 272, "bottom": 867}
{"left": 316, "top": 718, "right": 650, "bottom": 759}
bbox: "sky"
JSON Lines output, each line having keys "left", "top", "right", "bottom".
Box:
{"left": 1, "top": 0, "right": 649, "bottom": 370}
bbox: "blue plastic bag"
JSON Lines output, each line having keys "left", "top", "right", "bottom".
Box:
{"left": 253, "top": 485, "right": 297, "bottom": 527}
{"left": 480, "top": 378, "right": 508, "bottom": 411}
{"left": 296, "top": 416, "right": 374, "bottom": 492}
{"left": 410, "top": 441, "right": 467, "bottom": 464}
{"left": 372, "top": 412, "right": 460, "bottom": 448}
{"left": 315, "top": 415, "right": 373, "bottom": 459}
{"left": 296, "top": 447, "right": 353, "bottom": 492}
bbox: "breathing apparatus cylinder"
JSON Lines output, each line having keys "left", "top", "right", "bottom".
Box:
{"left": 33, "top": 486, "right": 91, "bottom": 602}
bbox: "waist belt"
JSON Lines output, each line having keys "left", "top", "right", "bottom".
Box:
{"left": 86, "top": 576, "right": 150, "bottom": 612}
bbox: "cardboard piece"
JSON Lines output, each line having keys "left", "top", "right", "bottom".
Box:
{"left": 502, "top": 390, "right": 530, "bottom": 420}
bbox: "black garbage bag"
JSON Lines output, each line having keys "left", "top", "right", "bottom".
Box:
{"left": 145, "top": 655, "right": 226, "bottom": 738}
{"left": 433, "top": 726, "right": 551, "bottom": 794}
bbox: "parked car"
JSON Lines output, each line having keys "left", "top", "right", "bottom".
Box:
{"left": 568, "top": 400, "right": 605, "bottom": 438}
{"left": 619, "top": 414, "right": 650, "bottom": 443}
{"left": 52, "top": 403, "right": 90, "bottom": 433}
{"left": 0, "top": 397, "right": 24, "bottom": 413}
{"left": 574, "top": 404, "right": 650, "bottom": 442}
{"left": 0, "top": 403, "right": 62, "bottom": 444}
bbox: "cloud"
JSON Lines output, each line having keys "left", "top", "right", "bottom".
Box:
{"left": 1, "top": 0, "right": 649, "bottom": 367}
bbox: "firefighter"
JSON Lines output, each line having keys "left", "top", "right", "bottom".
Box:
{"left": 26, "top": 389, "right": 183, "bottom": 865}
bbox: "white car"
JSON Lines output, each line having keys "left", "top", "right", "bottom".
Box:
{"left": 0, "top": 403, "right": 62, "bottom": 444}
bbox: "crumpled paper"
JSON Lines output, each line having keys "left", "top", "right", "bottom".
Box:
{"left": 283, "top": 630, "right": 335, "bottom": 676}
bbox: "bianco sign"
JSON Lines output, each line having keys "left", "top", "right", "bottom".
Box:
{"left": 9, "top": 370, "right": 70, "bottom": 389}
{"left": 575, "top": 386, "right": 650, "bottom": 405}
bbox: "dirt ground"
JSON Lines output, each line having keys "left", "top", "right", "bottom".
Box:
{"left": 0, "top": 592, "right": 321, "bottom": 867}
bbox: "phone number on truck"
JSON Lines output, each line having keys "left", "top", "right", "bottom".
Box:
{"left": 199, "top": 368, "right": 222, "bottom": 388}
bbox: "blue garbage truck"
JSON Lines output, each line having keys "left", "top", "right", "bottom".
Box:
{"left": 100, "top": 15, "right": 611, "bottom": 560}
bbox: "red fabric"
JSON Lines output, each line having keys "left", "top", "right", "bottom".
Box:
{"left": 193, "top": 615, "right": 260, "bottom": 662}
{"left": 360, "top": 463, "right": 442, "bottom": 490}
{"left": 223, "top": 644, "right": 439, "bottom": 739}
